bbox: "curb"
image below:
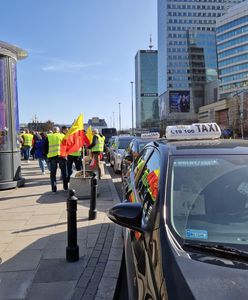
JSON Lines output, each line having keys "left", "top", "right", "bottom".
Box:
{"left": 95, "top": 167, "right": 123, "bottom": 299}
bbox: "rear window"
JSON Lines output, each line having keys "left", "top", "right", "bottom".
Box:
{"left": 118, "top": 139, "right": 133, "bottom": 149}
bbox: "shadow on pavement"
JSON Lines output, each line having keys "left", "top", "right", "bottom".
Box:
{"left": 0, "top": 193, "right": 44, "bottom": 201}
{"left": 0, "top": 222, "right": 119, "bottom": 300}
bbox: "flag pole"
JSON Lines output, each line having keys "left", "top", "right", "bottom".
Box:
{"left": 82, "top": 146, "right": 86, "bottom": 177}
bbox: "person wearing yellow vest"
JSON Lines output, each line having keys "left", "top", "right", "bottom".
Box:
{"left": 43, "top": 126, "right": 68, "bottom": 193}
{"left": 21, "top": 128, "right": 34, "bottom": 162}
{"left": 87, "top": 128, "right": 104, "bottom": 179}
{"left": 67, "top": 149, "right": 82, "bottom": 182}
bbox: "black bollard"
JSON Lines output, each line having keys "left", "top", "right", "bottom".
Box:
{"left": 88, "top": 172, "right": 97, "bottom": 220}
{"left": 66, "top": 189, "right": 79, "bottom": 262}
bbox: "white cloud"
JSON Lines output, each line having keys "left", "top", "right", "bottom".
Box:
{"left": 42, "top": 60, "right": 102, "bottom": 72}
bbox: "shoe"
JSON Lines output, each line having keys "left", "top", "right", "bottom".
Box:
{"left": 52, "top": 187, "right": 57, "bottom": 193}
{"left": 42, "top": 172, "right": 46, "bottom": 175}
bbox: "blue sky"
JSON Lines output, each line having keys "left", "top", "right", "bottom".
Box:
{"left": 1, "top": 0, "right": 157, "bottom": 129}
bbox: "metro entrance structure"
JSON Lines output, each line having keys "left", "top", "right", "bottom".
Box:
{"left": 0, "top": 41, "right": 27, "bottom": 190}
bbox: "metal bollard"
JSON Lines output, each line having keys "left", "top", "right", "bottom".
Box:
{"left": 88, "top": 172, "right": 97, "bottom": 220}
{"left": 66, "top": 189, "right": 79, "bottom": 262}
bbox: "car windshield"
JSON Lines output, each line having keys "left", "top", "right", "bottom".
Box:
{"left": 169, "top": 155, "right": 248, "bottom": 248}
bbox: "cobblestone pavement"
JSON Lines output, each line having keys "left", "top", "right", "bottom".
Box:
{"left": 0, "top": 160, "right": 123, "bottom": 300}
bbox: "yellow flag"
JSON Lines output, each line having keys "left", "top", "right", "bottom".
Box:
{"left": 86, "top": 125, "right": 93, "bottom": 144}
{"left": 64, "top": 113, "right": 84, "bottom": 139}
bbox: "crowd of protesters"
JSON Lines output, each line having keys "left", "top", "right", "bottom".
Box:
{"left": 19, "top": 126, "right": 105, "bottom": 193}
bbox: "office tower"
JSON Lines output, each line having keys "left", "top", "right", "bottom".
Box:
{"left": 157, "top": 0, "right": 243, "bottom": 126}
{"left": 217, "top": 0, "right": 248, "bottom": 99}
{"left": 135, "top": 49, "right": 159, "bottom": 129}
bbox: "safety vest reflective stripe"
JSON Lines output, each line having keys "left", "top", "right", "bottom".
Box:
{"left": 47, "top": 133, "right": 64, "bottom": 158}
{"left": 92, "top": 135, "right": 104, "bottom": 152}
{"left": 23, "top": 133, "right": 33, "bottom": 146}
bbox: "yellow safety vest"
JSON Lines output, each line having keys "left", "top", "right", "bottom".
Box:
{"left": 47, "top": 133, "right": 64, "bottom": 158}
{"left": 92, "top": 134, "right": 104, "bottom": 152}
{"left": 23, "top": 133, "right": 33, "bottom": 146}
{"left": 70, "top": 150, "right": 81, "bottom": 157}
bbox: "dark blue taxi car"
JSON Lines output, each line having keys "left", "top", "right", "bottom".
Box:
{"left": 108, "top": 123, "right": 248, "bottom": 300}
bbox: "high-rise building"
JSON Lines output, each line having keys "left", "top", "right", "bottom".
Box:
{"left": 216, "top": 0, "right": 248, "bottom": 99}
{"left": 135, "top": 49, "right": 159, "bottom": 129}
{"left": 157, "top": 0, "right": 243, "bottom": 126}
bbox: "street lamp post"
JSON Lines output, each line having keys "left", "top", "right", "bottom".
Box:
{"left": 130, "top": 81, "right": 134, "bottom": 135}
{"left": 232, "top": 90, "right": 248, "bottom": 139}
{"left": 240, "top": 92, "right": 244, "bottom": 139}
{"left": 112, "top": 111, "right": 115, "bottom": 128}
{"left": 118, "top": 102, "right": 121, "bottom": 132}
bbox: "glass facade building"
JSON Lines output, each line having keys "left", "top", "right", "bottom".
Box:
{"left": 157, "top": 0, "right": 243, "bottom": 125}
{"left": 216, "top": 0, "right": 248, "bottom": 99}
{"left": 135, "top": 50, "right": 159, "bottom": 129}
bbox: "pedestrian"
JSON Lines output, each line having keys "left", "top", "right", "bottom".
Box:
{"left": 99, "top": 132, "right": 106, "bottom": 158}
{"left": 87, "top": 128, "right": 104, "bottom": 179}
{"left": 43, "top": 126, "right": 68, "bottom": 193}
{"left": 30, "top": 131, "right": 42, "bottom": 160}
{"left": 60, "top": 125, "right": 68, "bottom": 180}
{"left": 35, "top": 132, "right": 47, "bottom": 175}
{"left": 67, "top": 149, "right": 83, "bottom": 182}
{"left": 21, "top": 128, "right": 34, "bottom": 162}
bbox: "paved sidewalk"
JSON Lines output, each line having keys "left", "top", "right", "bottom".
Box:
{"left": 0, "top": 160, "right": 123, "bottom": 300}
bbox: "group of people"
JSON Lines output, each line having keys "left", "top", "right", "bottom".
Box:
{"left": 20, "top": 128, "right": 49, "bottom": 173}
{"left": 20, "top": 127, "right": 105, "bottom": 193}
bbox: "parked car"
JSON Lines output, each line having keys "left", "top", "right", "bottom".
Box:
{"left": 108, "top": 123, "right": 248, "bottom": 300}
{"left": 105, "top": 136, "right": 117, "bottom": 162}
{"left": 109, "top": 135, "right": 135, "bottom": 173}
{"left": 121, "top": 132, "right": 160, "bottom": 182}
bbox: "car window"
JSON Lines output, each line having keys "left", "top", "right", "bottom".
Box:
{"left": 136, "top": 150, "right": 160, "bottom": 223}
{"left": 169, "top": 155, "right": 248, "bottom": 246}
{"left": 126, "top": 147, "right": 153, "bottom": 203}
{"left": 138, "top": 141, "right": 148, "bottom": 153}
{"left": 133, "top": 147, "right": 153, "bottom": 185}
{"left": 126, "top": 141, "right": 133, "bottom": 154}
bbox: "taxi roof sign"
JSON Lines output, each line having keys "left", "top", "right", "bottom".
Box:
{"left": 140, "top": 132, "right": 160, "bottom": 139}
{"left": 166, "top": 123, "right": 221, "bottom": 140}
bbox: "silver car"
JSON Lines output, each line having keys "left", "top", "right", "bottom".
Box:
{"left": 110, "top": 135, "right": 135, "bottom": 173}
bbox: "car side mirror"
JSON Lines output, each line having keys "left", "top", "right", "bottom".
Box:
{"left": 125, "top": 154, "right": 133, "bottom": 162}
{"left": 108, "top": 202, "right": 144, "bottom": 233}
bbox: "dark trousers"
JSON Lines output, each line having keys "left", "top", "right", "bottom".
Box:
{"left": 92, "top": 152, "right": 101, "bottom": 179}
{"left": 23, "top": 146, "right": 31, "bottom": 160}
{"left": 67, "top": 155, "right": 82, "bottom": 181}
{"left": 49, "top": 156, "right": 68, "bottom": 192}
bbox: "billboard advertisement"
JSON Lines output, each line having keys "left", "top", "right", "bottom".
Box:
{"left": 169, "top": 91, "right": 190, "bottom": 113}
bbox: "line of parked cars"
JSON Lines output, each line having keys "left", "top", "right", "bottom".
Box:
{"left": 108, "top": 123, "right": 248, "bottom": 300}
{"left": 105, "top": 133, "right": 160, "bottom": 175}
